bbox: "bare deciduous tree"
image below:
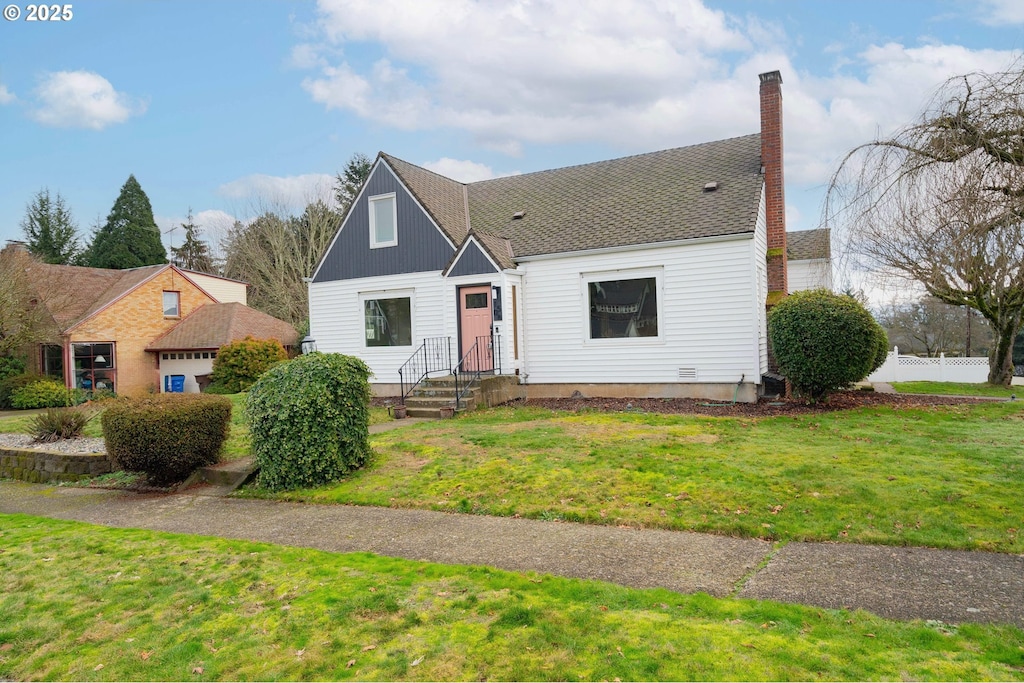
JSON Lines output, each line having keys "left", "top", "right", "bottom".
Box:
{"left": 221, "top": 200, "right": 340, "bottom": 329}
{"left": 0, "top": 245, "right": 61, "bottom": 360}
{"left": 877, "top": 296, "right": 992, "bottom": 358}
{"left": 827, "top": 62, "right": 1024, "bottom": 385}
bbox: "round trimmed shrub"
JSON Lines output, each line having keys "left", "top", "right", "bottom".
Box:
{"left": 209, "top": 336, "right": 288, "bottom": 394}
{"left": 768, "top": 289, "right": 888, "bottom": 402}
{"left": 247, "top": 352, "right": 372, "bottom": 491}
{"left": 9, "top": 378, "right": 71, "bottom": 409}
{"left": 102, "top": 394, "right": 232, "bottom": 486}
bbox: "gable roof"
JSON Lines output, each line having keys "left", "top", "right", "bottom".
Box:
{"left": 26, "top": 262, "right": 170, "bottom": 331}
{"left": 146, "top": 302, "right": 298, "bottom": 351}
{"left": 380, "top": 153, "right": 470, "bottom": 247}
{"left": 787, "top": 228, "right": 831, "bottom": 261}
{"left": 381, "top": 134, "right": 764, "bottom": 262}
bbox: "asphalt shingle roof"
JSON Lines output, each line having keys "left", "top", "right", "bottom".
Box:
{"left": 786, "top": 228, "right": 831, "bottom": 261}
{"left": 383, "top": 134, "right": 764, "bottom": 260}
{"left": 26, "top": 262, "right": 167, "bottom": 331}
{"left": 146, "top": 302, "right": 298, "bottom": 351}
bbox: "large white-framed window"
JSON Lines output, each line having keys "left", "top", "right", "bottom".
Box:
{"left": 361, "top": 291, "right": 413, "bottom": 347}
{"left": 368, "top": 192, "right": 398, "bottom": 249}
{"left": 582, "top": 268, "right": 664, "bottom": 343}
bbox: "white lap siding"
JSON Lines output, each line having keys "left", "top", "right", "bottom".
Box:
{"left": 519, "top": 236, "right": 762, "bottom": 385}
{"left": 308, "top": 271, "right": 449, "bottom": 384}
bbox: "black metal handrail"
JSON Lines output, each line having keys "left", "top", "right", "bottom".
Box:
{"left": 452, "top": 331, "right": 502, "bottom": 410}
{"left": 398, "top": 337, "right": 452, "bottom": 403}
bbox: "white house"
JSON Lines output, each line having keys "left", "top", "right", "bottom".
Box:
{"left": 309, "top": 71, "right": 816, "bottom": 403}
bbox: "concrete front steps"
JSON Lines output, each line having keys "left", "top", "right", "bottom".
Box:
{"left": 404, "top": 375, "right": 481, "bottom": 418}
{"left": 180, "top": 457, "right": 257, "bottom": 496}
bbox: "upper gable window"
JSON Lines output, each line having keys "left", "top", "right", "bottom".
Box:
{"left": 369, "top": 193, "right": 398, "bottom": 249}
{"left": 163, "top": 291, "right": 181, "bottom": 317}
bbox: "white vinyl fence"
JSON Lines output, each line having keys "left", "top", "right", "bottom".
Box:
{"left": 867, "top": 346, "right": 990, "bottom": 384}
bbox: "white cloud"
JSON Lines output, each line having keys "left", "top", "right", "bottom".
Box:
{"left": 0, "top": 84, "right": 15, "bottom": 105}
{"left": 30, "top": 70, "right": 145, "bottom": 130}
{"left": 977, "top": 0, "right": 1024, "bottom": 25}
{"left": 302, "top": 0, "right": 752, "bottom": 149}
{"left": 296, "top": 0, "right": 1022, "bottom": 243}
{"left": 421, "top": 158, "right": 518, "bottom": 182}
{"left": 217, "top": 173, "right": 337, "bottom": 212}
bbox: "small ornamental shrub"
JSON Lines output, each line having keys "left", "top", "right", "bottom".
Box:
{"left": 0, "top": 356, "right": 26, "bottom": 382}
{"left": 0, "top": 373, "right": 47, "bottom": 409}
{"left": 768, "top": 289, "right": 889, "bottom": 402}
{"left": 210, "top": 336, "right": 288, "bottom": 394}
{"left": 247, "top": 352, "right": 372, "bottom": 491}
{"left": 102, "top": 394, "right": 232, "bottom": 486}
{"left": 9, "top": 378, "right": 72, "bottom": 409}
{"left": 30, "top": 406, "right": 96, "bottom": 442}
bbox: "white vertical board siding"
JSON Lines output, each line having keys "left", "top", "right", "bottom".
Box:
{"left": 309, "top": 271, "right": 448, "bottom": 384}
{"left": 521, "top": 237, "right": 760, "bottom": 385}
{"left": 788, "top": 259, "right": 832, "bottom": 292}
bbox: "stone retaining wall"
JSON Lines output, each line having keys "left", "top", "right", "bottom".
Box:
{"left": 0, "top": 447, "right": 114, "bottom": 484}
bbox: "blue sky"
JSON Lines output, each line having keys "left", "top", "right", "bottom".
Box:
{"left": 2, "top": 0, "right": 1022, "bottom": 279}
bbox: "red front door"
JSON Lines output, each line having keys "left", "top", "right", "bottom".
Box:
{"left": 459, "top": 285, "right": 493, "bottom": 372}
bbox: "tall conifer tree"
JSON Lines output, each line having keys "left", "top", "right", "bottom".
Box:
{"left": 84, "top": 175, "right": 167, "bottom": 269}
{"left": 170, "top": 210, "right": 215, "bottom": 273}
{"left": 20, "top": 188, "right": 80, "bottom": 264}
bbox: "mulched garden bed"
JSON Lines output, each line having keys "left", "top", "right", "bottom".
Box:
{"left": 516, "top": 390, "right": 995, "bottom": 417}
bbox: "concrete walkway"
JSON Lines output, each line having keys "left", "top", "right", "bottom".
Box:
{"left": 1, "top": 479, "right": 1021, "bottom": 628}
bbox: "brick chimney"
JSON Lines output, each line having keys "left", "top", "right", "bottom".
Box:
{"left": 759, "top": 70, "right": 787, "bottom": 299}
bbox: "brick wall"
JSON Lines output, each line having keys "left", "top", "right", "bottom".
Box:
{"left": 71, "top": 268, "right": 216, "bottom": 395}
{"left": 759, "top": 70, "right": 787, "bottom": 296}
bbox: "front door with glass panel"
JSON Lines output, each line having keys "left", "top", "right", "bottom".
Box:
{"left": 458, "top": 285, "right": 493, "bottom": 372}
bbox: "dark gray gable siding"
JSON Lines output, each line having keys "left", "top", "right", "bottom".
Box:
{"left": 447, "top": 240, "right": 498, "bottom": 277}
{"left": 313, "top": 163, "right": 456, "bottom": 283}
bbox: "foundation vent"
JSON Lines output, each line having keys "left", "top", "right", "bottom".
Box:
{"left": 677, "top": 367, "right": 697, "bottom": 380}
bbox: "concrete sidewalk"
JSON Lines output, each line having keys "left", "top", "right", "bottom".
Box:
{"left": 1, "top": 480, "right": 1021, "bottom": 628}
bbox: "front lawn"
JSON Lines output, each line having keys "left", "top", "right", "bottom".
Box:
{"left": 892, "top": 381, "right": 1020, "bottom": 398}
{"left": 252, "top": 402, "right": 1024, "bottom": 553}
{"left": 2, "top": 514, "right": 1021, "bottom": 682}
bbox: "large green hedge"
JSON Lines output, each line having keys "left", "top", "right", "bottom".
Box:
{"left": 768, "top": 289, "right": 888, "bottom": 402}
{"left": 102, "top": 394, "right": 232, "bottom": 485}
{"left": 247, "top": 352, "right": 372, "bottom": 491}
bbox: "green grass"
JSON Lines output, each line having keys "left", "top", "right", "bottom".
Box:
{"left": 1, "top": 514, "right": 1021, "bottom": 682}
{"left": 892, "top": 381, "right": 1020, "bottom": 398}
{"left": 0, "top": 410, "right": 104, "bottom": 438}
{"left": 250, "top": 402, "right": 1024, "bottom": 553}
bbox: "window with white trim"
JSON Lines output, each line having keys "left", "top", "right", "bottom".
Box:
{"left": 584, "top": 271, "right": 662, "bottom": 340}
{"left": 363, "top": 296, "right": 412, "bottom": 347}
{"left": 368, "top": 193, "right": 397, "bottom": 248}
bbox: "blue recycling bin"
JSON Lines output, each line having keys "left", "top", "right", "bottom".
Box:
{"left": 164, "top": 374, "right": 186, "bottom": 393}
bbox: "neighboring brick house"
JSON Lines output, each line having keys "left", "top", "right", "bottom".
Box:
{"left": 13, "top": 248, "right": 296, "bottom": 395}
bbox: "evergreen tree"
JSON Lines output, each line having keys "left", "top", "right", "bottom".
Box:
{"left": 170, "top": 209, "right": 215, "bottom": 273}
{"left": 334, "top": 152, "right": 373, "bottom": 213}
{"left": 84, "top": 174, "right": 167, "bottom": 269}
{"left": 20, "top": 188, "right": 80, "bottom": 264}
